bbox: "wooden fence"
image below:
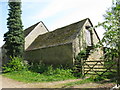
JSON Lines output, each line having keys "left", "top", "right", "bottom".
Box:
{"left": 82, "top": 59, "right": 117, "bottom": 76}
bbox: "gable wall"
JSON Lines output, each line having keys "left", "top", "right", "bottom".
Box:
{"left": 85, "top": 20, "right": 103, "bottom": 61}
{"left": 72, "top": 20, "right": 88, "bottom": 59}
{"left": 72, "top": 19, "right": 103, "bottom": 65}
{"left": 85, "top": 20, "right": 100, "bottom": 44}
{"left": 25, "top": 22, "right": 48, "bottom": 50}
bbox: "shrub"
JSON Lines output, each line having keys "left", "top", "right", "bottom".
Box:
{"left": 29, "top": 62, "right": 48, "bottom": 73}
{"left": 44, "top": 66, "right": 73, "bottom": 77}
{"left": 2, "top": 57, "right": 28, "bottom": 73}
{"left": 89, "top": 75, "right": 106, "bottom": 82}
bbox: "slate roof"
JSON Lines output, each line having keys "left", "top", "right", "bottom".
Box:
{"left": 26, "top": 18, "right": 88, "bottom": 51}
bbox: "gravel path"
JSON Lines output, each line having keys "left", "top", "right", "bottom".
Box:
{"left": 2, "top": 75, "right": 25, "bottom": 88}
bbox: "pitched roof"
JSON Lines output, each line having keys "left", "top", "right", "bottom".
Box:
{"left": 26, "top": 18, "right": 88, "bottom": 51}
{"left": 27, "top": 18, "right": 88, "bottom": 51}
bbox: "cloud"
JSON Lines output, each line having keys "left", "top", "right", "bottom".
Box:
{"left": 31, "top": 0, "right": 112, "bottom": 21}
{"left": 31, "top": 0, "right": 82, "bottom": 20}
{"left": 47, "top": 0, "right": 112, "bottom": 30}
{"left": 44, "top": 0, "right": 112, "bottom": 39}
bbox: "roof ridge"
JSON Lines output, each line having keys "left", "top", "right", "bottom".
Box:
{"left": 54, "top": 18, "right": 89, "bottom": 31}
{"left": 27, "top": 18, "right": 88, "bottom": 51}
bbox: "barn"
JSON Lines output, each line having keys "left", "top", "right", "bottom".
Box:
{"left": 25, "top": 18, "right": 103, "bottom": 67}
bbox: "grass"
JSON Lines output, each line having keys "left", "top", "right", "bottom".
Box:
{"left": 2, "top": 58, "right": 77, "bottom": 83}
{"left": 3, "top": 69, "right": 77, "bottom": 83}
{"left": 61, "top": 75, "right": 115, "bottom": 88}
{"left": 62, "top": 78, "right": 93, "bottom": 88}
{"left": 2, "top": 58, "right": 116, "bottom": 84}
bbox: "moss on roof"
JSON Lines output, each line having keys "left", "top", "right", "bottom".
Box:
{"left": 24, "top": 22, "right": 40, "bottom": 37}
{"left": 27, "top": 18, "right": 88, "bottom": 51}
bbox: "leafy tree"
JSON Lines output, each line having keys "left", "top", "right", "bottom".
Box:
{"left": 96, "top": 0, "right": 120, "bottom": 85}
{"left": 4, "top": 0, "right": 24, "bottom": 58}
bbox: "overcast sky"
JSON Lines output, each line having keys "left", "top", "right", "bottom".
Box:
{"left": 0, "top": 0, "right": 112, "bottom": 47}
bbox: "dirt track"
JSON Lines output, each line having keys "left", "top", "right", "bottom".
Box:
{"left": 1, "top": 75, "right": 116, "bottom": 88}
{"left": 1, "top": 76, "right": 81, "bottom": 88}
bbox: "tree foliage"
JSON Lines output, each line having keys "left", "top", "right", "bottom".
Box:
{"left": 96, "top": 0, "right": 120, "bottom": 59}
{"left": 96, "top": 0, "right": 120, "bottom": 84}
{"left": 4, "top": 0, "right": 24, "bottom": 58}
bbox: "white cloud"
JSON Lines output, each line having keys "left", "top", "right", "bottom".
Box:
{"left": 32, "top": 0, "right": 111, "bottom": 23}
{"left": 32, "top": 0, "right": 112, "bottom": 21}
{"left": 32, "top": 0, "right": 82, "bottom": 20}
{"left": 47, "top": 0, "right": 112, "bottom": 29}
{"left": 43, "top": 0, "right": 112, "bottom": 39}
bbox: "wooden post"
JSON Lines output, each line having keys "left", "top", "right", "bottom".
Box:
{"left": 81, "top": 58, "right": 84, "bottom": 77}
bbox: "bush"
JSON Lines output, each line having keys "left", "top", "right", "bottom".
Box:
{"left": 44, "top": 66, "right": 73, "bottom": 77}
{"left": 2, "top": 57, "right": 28, "bottom": 72}
{"left": 29, "top": 63, "right": 74, "bottom": 78}
{"left": 29, "top": 62, "right": 48, "bottom": 73}
{"left": 89, "top": 75, "right": 106, "bottom": 82}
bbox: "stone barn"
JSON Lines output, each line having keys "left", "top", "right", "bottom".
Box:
{"left": 1, "top": 18, "right": 103, "bottom": 67}
{"left": 25, "top": 18, "right": 103, "bottom": 67}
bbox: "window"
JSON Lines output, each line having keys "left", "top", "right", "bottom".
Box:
{"left": 85, "top": 30, "right": 92, "bottom": 46}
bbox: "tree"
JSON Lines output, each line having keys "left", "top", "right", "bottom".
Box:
{"left": 4, "top": 0, "right": 24, "bottom": 58}
{"left": 96, "top": 0, "right": 120, "bottom": 85}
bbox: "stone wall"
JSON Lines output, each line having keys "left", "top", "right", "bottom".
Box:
{"left": 25, "top": 43, "right": 73, "bottom": 67}
{"left": 73, "top": 19, "right": 103, "bottom": 65}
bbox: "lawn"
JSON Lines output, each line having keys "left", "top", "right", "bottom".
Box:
{"left": 3, "top": 70, "right": 77, "bottom": 83}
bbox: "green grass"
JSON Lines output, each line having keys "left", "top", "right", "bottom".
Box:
{"left": 3, "top": 70, "right": 77, "bottom": 83}
{"left": 2, "top": 59, "right": 77, "bottom": 83}
{"left": 63, "top": 78, "right": 93, "bottom": 88}
{"left": 62, "top": 75, "right": 113, "bottom": 88}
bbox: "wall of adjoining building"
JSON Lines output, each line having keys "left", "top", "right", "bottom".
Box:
{"left": 25, "top": 43, "right": 74, "bottom": 67}
{"left": 25, "top": 22, "right": 48, "bottom": 50}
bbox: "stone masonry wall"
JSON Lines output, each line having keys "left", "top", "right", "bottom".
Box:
{"left": 25, "top": 43, "right": 73, "bottom": 67}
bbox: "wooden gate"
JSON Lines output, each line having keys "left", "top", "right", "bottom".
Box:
{"left": 82, "top": 59, "right": 117, "bottom": 76}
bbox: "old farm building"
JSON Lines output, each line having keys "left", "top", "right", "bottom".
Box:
{"left": 25, "top": 18, "right": 103, "bottom": 66}
{"left": 2, "top": 18, "right": 103, "bottom": 67}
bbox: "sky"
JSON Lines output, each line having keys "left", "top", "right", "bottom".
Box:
{"left": 0, "top": 0, "right": 112, "bottom": 47}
